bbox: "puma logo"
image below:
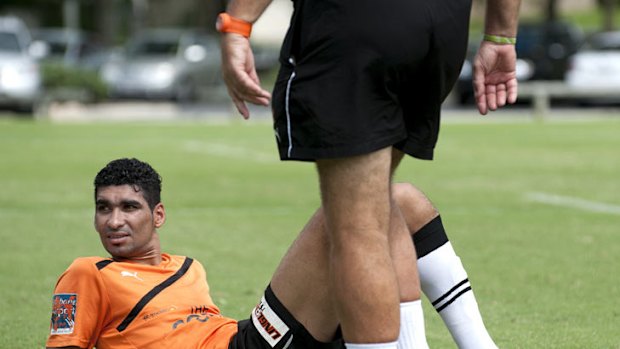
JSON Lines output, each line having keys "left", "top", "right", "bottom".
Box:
{"left": 121, "top": 271, "right": 144, "bottom": 281}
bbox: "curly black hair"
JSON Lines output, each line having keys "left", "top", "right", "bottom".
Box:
{"left": 94, "top": 158, "right": 162, "bottom": 210}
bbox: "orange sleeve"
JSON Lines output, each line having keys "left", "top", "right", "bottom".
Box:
{"left": 46, "top": 258, "right": 110, "bottom": 349}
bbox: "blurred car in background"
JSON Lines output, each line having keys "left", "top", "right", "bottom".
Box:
{"left": 453, "top": 21, "right": 583, "bottom": 105}
{"left": 516, "top": 21, "right": 584, "bottom": 81}
{"left": 31, "top": 28, "right": 110, "bottom": 71}
{"left": 566, "top": 31, "right": 620, "bottom": 90}
{"left": 0, "top": 16, "right": 42, "bottom": 113}
{"left": 252, "top": 44, "right": 280, "bottom": 73}
{"left": 100, "top": 28, "right": 221, "bottom": 102}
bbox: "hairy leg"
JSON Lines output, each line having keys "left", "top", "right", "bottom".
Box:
{"left": 270, "top": 204, "right": 421, "bottom": 342}
{"left": 269, "top": 209, "right": 340, "bottom": 342}
{"left": 389, "top": 199, "right": 420, "bottom": 302}
{"left": 316, "top": 147, "right": 400, "bottom": 343}
{"left": 391, "top": 183, "right": 439, "bottom": 232}
{"left": 269, "top": 153, "right": 427, "bottom": 344}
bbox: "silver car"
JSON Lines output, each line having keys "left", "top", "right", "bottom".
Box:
{"left": 0, "top": 16, "right": 42, "bottom": 113}
{"left": 566, "top": 31, "right": 620, "bottom": 90}
{"left": 101, "top": 28, "right": 222, "bottom": 102}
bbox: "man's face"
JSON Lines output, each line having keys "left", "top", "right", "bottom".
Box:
{"left": 94, "top": 185, "right": 165, "bottom": 261}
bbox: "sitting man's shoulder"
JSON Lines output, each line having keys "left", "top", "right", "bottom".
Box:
{"left": 66, "top": 256, "right": 112, "bottom": 273}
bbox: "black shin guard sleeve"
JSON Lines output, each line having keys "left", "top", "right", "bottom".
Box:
{"left": 412, "top": 215, "right": 449, "bottom": 259}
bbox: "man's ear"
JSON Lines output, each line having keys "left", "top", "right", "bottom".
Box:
{"left": 153, "top": 203, "right": 166, "bottom": 228}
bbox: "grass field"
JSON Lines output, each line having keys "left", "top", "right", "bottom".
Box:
{"left": 0, "top": 113, "right": 619, "bottom": 348}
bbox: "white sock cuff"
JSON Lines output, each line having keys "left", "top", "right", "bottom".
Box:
{"left": 398, "top": 299, "right": 429, "bottom": 349}
{"left": 418, "top": 241, "right": 457, "bottom": 263}
{"left": 400, "top": 299, "right": 422, "bottom": 311}
{"left": 345, "top": 341, "right": 398, "bottom": 349}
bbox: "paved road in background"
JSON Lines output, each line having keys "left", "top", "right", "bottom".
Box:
{"left": 2, "top": 95, "right": 619, "bottom": 123}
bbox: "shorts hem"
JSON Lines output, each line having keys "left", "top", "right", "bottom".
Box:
{"left": 278, "top": 134, "right": 407, "bottom": 161}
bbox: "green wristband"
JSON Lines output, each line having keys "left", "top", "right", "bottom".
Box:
{"left": 483, "top": 34, "right": 517, "bottom": 45}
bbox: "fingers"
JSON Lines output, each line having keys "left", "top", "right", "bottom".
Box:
{"left": 221, "top": 34, "right": 272, "bottom": 118}
{"left": 486, "top": 84, "right": 498, "bottom": 112}
{"left": 476, "top": 96, "right": 488, "bottom": 116}
{"left": 475, "top": 82, "right": 515, "bottom": 115}
{"left": 506, "top": 78, "right": 518, "bottom": 104}
{"left": 226, "top": 82, "right": 271, "bottom": 119}
{"left": 496, "top": 83, "right": 507, "bottom": 107}
{"left": 472, "top": 42, "right": 518, "bottom": 115}
{"left": 227, "top": 72, "right": 271, "bottom": 106}
{"left": 228, "top": 88, "right": 251, "bottom": 119}
{"left": 473, "top": 74, "right": 488, "bottom": 115}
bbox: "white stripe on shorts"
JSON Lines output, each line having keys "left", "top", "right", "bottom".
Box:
{"left": 285, "top": 70, "right": 296, "bottom": 158}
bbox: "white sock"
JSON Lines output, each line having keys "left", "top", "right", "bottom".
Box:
{"left": 397, "top": 300, "right": 429, "bottom": 349}
{"left": 417, "top": 242, "right": 498, "bottom": 349}
{"left": 345, "top": 342, "right": 398, "bottom": 349}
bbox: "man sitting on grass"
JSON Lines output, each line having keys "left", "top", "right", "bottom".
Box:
{"left": 46, "top": 158, "right": 496, "bottom": 349}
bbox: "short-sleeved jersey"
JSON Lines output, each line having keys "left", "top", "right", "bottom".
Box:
{"left": 46, "top": 254, "right": 238, "bottom": 349}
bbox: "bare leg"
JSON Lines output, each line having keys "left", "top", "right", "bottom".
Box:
{"left": 316, "top": 147, "right": 400, "bottom": 343}
{"left": 270, "top": 150, "right": 426, "bottom": 345}
{"left": 389, "top": 150, "right": 420, "bottom": 303}
{"left": 389, "top": 199, "right": 420, "bottom": 303}
{"left": 392, "top": 183, "right": 439, "bottom": 232}
{"left": 270, "top": 209, "right": 340, "bottom": 342}
{"left": 270, "top": 204, "right": 420, "bottom": 342}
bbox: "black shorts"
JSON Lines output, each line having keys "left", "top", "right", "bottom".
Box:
{"left": 229, "top": 286, "right": 343, "bottom": 349}
{"left": 272, "top": 0, "right": 472, "bottom": 161}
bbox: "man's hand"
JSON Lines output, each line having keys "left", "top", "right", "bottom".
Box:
{"left": 220, "top": 33, "right": 272, "bottom": 119}
{"left": 472, "top": 41, "right": 518, "bottom": 115}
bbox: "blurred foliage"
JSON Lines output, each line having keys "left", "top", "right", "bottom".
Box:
{"left": 563, "top": 5, "right": 620, "bottom": 32}
{"left": 41, "top": 63, "right": 108, "bottom": 102}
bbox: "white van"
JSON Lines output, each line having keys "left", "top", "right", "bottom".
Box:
{"left": 0, "top": 16, "right": 42, "bottom": 113}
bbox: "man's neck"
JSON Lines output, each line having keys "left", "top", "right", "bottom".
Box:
{"left": 113, "top": 250, "right": 163, "bottom": 266}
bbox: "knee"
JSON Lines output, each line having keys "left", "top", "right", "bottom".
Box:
{"left": 392, "top": 182, "right": 439, "bottom": 227}
{"left": 392, "top": 182, "right": 417, "bottom": 203}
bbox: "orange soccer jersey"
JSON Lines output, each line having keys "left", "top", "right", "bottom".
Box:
{"left": 46, "top": 254, "right": 238, "bottom": 349}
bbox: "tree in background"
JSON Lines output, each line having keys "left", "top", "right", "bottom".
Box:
{"left": 545, "top": 0, "right": 559, "bottom": 22}
{"left": 1, "top": 0, "right": 616, "bottom": 42}
{"left": 598, "top": 0, "right": 617, "bottom": 30}
{"left": 0, "top": 0, "right": 227, "bottom": 45}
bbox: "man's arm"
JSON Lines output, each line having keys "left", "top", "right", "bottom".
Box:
{"left": 46, "top": 259, "right": 107, "bottom": 349}
{"left": 473, "top": 0, "right": 521, "bottom": 115}
{"left": 220, "top": 0, "right": 274, "bottom": 119}
{"left": 47, "top": 346, "right": 82, "bottom": 349}
{"left": 484, "top": 0, "right": 520, "bottom": 37}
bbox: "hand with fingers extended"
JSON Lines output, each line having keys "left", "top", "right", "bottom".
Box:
{"left": 472, "top": 40, "right": 518, "bottom": 115}
{"left": 220, "top": 33, "right": 272, "bottom": 119}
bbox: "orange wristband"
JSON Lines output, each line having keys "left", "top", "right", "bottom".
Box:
{"left": 216, "top": 13, "right": 253, "bottom": 38}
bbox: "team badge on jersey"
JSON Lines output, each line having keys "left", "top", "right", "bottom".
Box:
{"left": 50, "top": 293, "right": 77, "bottom": 335}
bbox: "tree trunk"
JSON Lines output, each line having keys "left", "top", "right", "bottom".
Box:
{"left": 95, "top": 0, "right": 122, "bottom": 46}
{"left": 600, "top": 0, "right": 615, "bottom": 31}
{"left": 545, "top": 0, "right": 559, "bottom": 22}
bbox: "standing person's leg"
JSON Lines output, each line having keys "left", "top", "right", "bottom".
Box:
{"left": 393, "top": 183, "right": 499, "bottom": 349}
{"left": 270, "top": 204, "right": 428, "bottom": 349}
{"left": 316, "top": 147, "right": 400, "bottom": 346}
{"left": 387, "top": 199, "right": 430, "bottom": 349}
{"left": 389, "top": 151, "right": 430, "bottom": 349}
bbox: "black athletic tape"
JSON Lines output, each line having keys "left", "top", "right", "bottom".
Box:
{"left": 412, "top": 215, "right": 449, "bottom": 258}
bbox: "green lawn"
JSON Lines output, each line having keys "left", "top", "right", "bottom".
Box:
{"left": 0, "top": 115, "right": 619, "bottom": 348}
